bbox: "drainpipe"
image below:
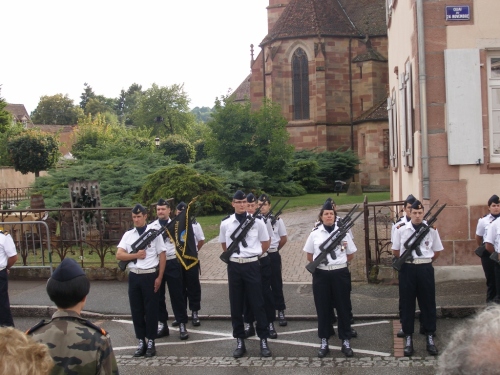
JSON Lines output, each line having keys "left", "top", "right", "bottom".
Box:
{"left": 262, "top": 46, "right": 266, "bottom": 99}
{"left": 416, "top": 0, "right": 430, "bottom": 200}
{"left": 349, "top": 37, "right": 354, "bottom": 151}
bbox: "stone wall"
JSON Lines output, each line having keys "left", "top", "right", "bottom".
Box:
{"left": 0, "top": 167, "right": 47, "bottom": 189}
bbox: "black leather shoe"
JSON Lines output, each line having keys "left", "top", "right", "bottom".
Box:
{"left": 191, "top": 311, "right": 200, "bottom": 326}
{"left": 350, "top": 328, "right": 358, "bottom": 338}
{"left": 268, "top": 322, "right": 278, "bottom": 339}
{"left": 133, "top": 339, "right": 146, "bottom": 357}
{"left": 404, "top": 335, "right": 414, "bottom": 357}
{"left": 179, "top": 323, "right": 189, "bottom": 340}
{"left": 397, "top": 328, "right": 405, "bottom": 338}
{"left": 145, "top": 339, "right": 156, "bottom": 357}
{"left": 260, "top": 338, "right": 272, "bottom": 357}
{"left": 317, "top": 338, "right": 329, "bottom": 358}
{"left": 426, "top": 334, "right": 438, "bottom": 356}
{"left": 244, "top": 323, "right": 255, "bottom": 338}
{"left": 172, "top": 320, "right": 179, "bottom": 327}
{"left": 157, "top": 322, "right": 169, "bottom": 338}
{"left": 233, "top": 338, "right": 246, "bottom": 358}
{"left": 278, "top": 310, "right": 287, "bottom": 326}
{"left": 341, "top": 339, "right": 354, "bottom": 357}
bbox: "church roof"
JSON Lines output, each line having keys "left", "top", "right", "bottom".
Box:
{"left": 354, "top": 99, "right": 388, "bottom": 123}
{"left": 231, "top": 74, "right": 251, "bottom": 102}
{"left": 261, "top": 0, "right": 387, "bottom": 45}
{"left": 352, "top": 48, "right": 387, "bottom": 63}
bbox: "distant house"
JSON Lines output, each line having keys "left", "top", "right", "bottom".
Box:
{"left": 5, "top": 103, "right": 33, "bottom": 128}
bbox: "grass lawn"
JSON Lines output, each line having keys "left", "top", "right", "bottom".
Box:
{"left": 197, "top": 192, "right": 390, "bottom": 241}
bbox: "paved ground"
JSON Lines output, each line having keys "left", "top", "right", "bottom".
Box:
{"left": 8, "top": 205, "right": 489, "bottom": 374}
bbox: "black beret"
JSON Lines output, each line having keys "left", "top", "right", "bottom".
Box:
{"left": 176, "top": 201, "right": 187, "bottom": 211}
{"left": 157, "top": 198, "right": 169, "bottom": 207}
{"left": 233, "top": 190, "right": 246, "bottom": 200}
{"left": 322, "top": 200, "right": 334, "bottom": 211}
{"left": 247, "top": 193, "right": 256, "bottom": 203}
{"left": 405, "top": 194, "right": 416, "bottom": 205}
{"left": 411, "top": 199, "right": 423, "bottom": 210}
{"left": 51, "top": 258, "right": 85, "bottom": 282}
{"left": 325, "top": 197, "right": 336, "bottom": 206}
{"left": 259, "top": 193, "right": 270, "bottom": 203}
{"left": 132, "top": 204, "right": 147, "bottom": 214}
{"left": 488, "top": 195, "right": 500, "bottom": 206}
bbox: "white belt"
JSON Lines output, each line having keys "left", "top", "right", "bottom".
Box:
{"left": 268, "top": 247, "right": 278, "bottom": 253}
{"left": 229, "top": 256, "right": 259, "bottom": 264}
{"left": 317, "top": 263, "right": 348, "bottom": 271}
{"left": 166, "top": 254, "right": 177, "bottom": 260}
{"left": 405, "top": 258, "right": 432, "bottom": 264}
{"left": 129, "top": 268, "right": 157, "bottom": 274}
{"left": 259, "top": 252, "right": 268, "bottom": 259}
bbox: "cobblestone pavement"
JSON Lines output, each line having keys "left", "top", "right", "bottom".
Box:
{"left": 116, "top": 355, "right": 437, "bottom": 368}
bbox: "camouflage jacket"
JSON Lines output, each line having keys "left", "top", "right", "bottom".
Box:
{"left": 28, "top": 310, "right": 119, "bottom": 375}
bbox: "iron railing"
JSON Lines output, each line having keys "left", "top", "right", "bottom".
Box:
{"left": 0, "top": 187, "right": 32, "bottom": 208}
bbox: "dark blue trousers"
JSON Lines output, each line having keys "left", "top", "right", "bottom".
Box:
{"left": 269, "top": 251, "right": 286, "bottom": 311}
{"left": 0, "top": 269, "right": 14, "bottom": 327}
{"left": 243, "top": 255, "right": 275, "bottom": 324}
{"left": 128, "top": 271, "right": 159, "bottom": 340}
{"left": 159, "top": 258, "right": 188, "bottom": 324}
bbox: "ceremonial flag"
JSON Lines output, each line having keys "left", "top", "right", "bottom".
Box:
{"left": 166, "top": 197, "right": 199, "bottom": 270}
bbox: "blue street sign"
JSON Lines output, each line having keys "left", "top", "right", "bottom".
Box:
{"left": 445, "top": 6, "right": 470, "bottom": 21}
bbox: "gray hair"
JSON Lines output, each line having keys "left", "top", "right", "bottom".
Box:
{"left": 437, "top": 304, "right": 500, "bottom": 375}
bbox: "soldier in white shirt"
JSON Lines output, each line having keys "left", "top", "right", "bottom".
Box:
{"left": 303, "top": 200, "right": 357, "bottom": 358}
{"left": 219, "top": 190, "right": 271, "bottom": 358}
{"left": 0, "top": 228, "right": 17, "bottom": 327}
{"left": 482, "top": 197, "right": 500, "bottom": 304}
{"left": 150, "top": 199, "right": 190, "bottom": 340}
{"left": 116, "top": 204, "right": 166, "bottom": 357}
{"left": 392, "top": 200, "right": 443, "bottom": 357}
{"left": 475, "top": 195, "right": 500, "bottom": 302}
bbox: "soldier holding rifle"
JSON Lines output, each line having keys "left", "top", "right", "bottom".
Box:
{"left": 116, "top": 204, "right": 166, "bottom": 358}
{"left": 219, "top": 190, "right": 272, "bottom": 358}
{"left": 303, "top": 200, "right": 357, "bottom": 358}
{"left": 482, "top": 198, "right": 500, "bottom": 303}
{"left": 391, "top": 200, "right": 444, "bottom": 357}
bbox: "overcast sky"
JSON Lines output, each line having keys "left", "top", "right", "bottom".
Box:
{"left": 1, "top": 0, "right": 269, "bottom": 114}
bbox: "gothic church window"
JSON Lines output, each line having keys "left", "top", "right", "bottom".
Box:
{"left": 292, "top": 48, "right": 310, "bottom": 120}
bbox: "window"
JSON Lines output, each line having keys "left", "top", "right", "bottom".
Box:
{"left": 387, "top": 91, "right": 398, "bottom": 170}
{"left": 489, "top": 55, "right": 500, "bottom": 162}
{"left": 383, "top": 129, "right": 390, "bottom": 168}
{"left": 292, "top": 48, "right": 310, "bottom": 120}
{"left": 399, "top": 61, "right": 414, "bottom": 169}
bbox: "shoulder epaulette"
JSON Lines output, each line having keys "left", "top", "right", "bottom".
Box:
{"left": 221, "top": 215, "right": 230, "bottom": 222}
{"left": 396, "top": 223, "right": 405, "bottom": 229}
{"left": 483, "top": 213, "right": 489, "bottom": 218}
{"left": 83, "top": 320, "right": 108, "bottom": 336}
{"left": 311, "top": 226, "right": 319, "bottom": 232}
{"left": 26, "top": 319, "right": 50, "bottom": 335}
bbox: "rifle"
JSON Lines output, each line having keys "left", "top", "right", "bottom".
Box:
{"left": 264, "top": 199, "right": 281, "bottom": 221}
{"left": 305, "top": 205, "right": 361, "bottom": 274}
{"left": 220, "top": 203, "right": 264, "bottom": 264}
{"left": 118, "top": 222, "right": 171, "bottom": 271}
{"left": 270, "top": 200, "right": 289, "bottom": 227}
{"left": 392, "top": 202, "right": 446, "bottom": 271}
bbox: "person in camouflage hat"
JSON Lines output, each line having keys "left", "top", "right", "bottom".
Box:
{"left": 27, "top": 258, "right": 119, "bottom": 374}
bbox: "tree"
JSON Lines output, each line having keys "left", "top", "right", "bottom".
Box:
{"left": 0, "top": 86, "right": 13, "bottom": 133}
{"left": 206, "top": 96, "right": 293, "bottom": 179}
{"left": 79, "top": 82, "right": 96, "bottom": 110}
{"left": 136, "top": 164, "right": 231, "bottom": 215}
{"left": 8, "top": 129, "right": 60, "bottom": 177}
{"left": 159, "top": 135, "right": 195, "bottom": 164}
{"left": 191, "top": 106, "right": 213, "bottom": 123}
{"left": 130, "top": 83, "right": 195, "bottom": 137}
{"left": 30, "top": 94, "right": 83, "bottom": 125}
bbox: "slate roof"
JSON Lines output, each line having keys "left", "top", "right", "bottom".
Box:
{"left": 352, "top": 47, "right": 387, "bottom": 63}
{"left": 354, "top": 99, "right": 388, "bottom": 123}
{"left": 231, "top": 74, "right": 251, "bottom": 102}
{"left": 261, "top": 0, "right": 387, "bottom": 45}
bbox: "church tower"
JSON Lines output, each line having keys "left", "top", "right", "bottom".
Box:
{"left": 267, "top": 0, "right": 291, "bottom": 33}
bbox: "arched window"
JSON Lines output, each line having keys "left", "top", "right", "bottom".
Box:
{"left": 292, "top": 48, "right": 309, "bottom": 120}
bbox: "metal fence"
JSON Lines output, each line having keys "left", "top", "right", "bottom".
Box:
{"left": 0, "top": 187, "right": 32, "bottom": 209}
{"left": 363, "top": 196, "right": 405, "bottom": 279}
{"left": 0, "top": 207, "right": 134, "bottom": 268}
